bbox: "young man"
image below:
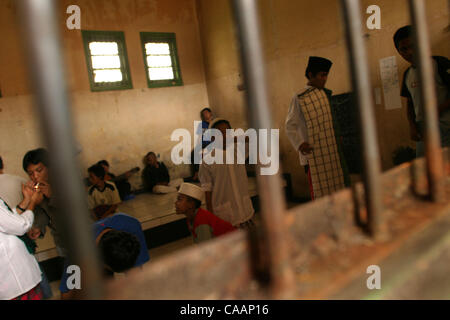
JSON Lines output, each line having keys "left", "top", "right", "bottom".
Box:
{"left": 199, "top": 118, "right": 255, "bottom": 229}
{"left": 59, "top": 213, "right": 149, "bottom": 299}
{"left": 87, "top": 164, "right": 122, "bottom": 221}
{"left": 22, "top": 148, "right": 73, "bottom": 299}
{"left": 285, "top": 56, "right": 348, "bottom": 199}
{"left": 394, "top": 25, "right": 450, "bottom": 157}
{"left": 189, "top": 108, "right": 215, "bottom": 183}
{"left": 175, "top": 183, "right": 235, "bottom": 244}
{"left": 97, "top": 160, "right": 139, "bottom": 200}
{"left": 22, "top": 148, "right": 67, "bottom": 256}
{"left": 142, "top": 152, "right": 182, "bottom": 194}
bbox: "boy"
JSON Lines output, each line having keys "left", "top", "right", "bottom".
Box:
{"left": 199, "top": 118, "right": 255, "bottom": 229}
{"left": 97, "top": 160, "right": 139, "bottom": 200}
{"left": 59, "top": 213, "right": 149, "bottom": 299}
{"left": 87, "top": 164, "right": 121, "bottom": 221}
{"left": 285, "top": 56, "right": 348, "bottom": 199}
{"left": 175, "top": 183, "right": 235, "bottom": 243}
{"left": 189, "top": 108, "right": 215, "bottom": 183}
{"left": 142, "top": 152, "right": 182, "bottom": 194}
{"left": 394, "top": 25, "right": 450, "bottom": 157}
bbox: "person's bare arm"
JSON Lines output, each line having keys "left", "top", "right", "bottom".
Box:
{"left": 18, "top": 183, "right": 43, "bottom": 213}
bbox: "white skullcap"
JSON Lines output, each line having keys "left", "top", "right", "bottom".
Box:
{"left": 178, "top": 183, "right": 204, "bottom": 202}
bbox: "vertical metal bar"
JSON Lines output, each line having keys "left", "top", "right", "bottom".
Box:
{"left": 231, "top": 0, "right": 293, "bottom": 298}
{"left": 408, "top": 0, "right": 445, "bottom": 202}
{"left": 17, "top": 0, "right": 104, "bottom": 298}
{"left": 341, "top": 0, "right": 383, "bottom": 238}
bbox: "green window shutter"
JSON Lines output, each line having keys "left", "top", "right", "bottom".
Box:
{"left": 82, "top": 30, "right": 133, "bottom": 92}
{"left": 140, "top": 32, "right": 183, "bottom": 88}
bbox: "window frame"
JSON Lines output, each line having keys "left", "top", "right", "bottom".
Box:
{"left": 140, "top": 32, "right": 183, "bottom": 88}
{"left": 81, "top": 30, "right": 133, "bottom": 92}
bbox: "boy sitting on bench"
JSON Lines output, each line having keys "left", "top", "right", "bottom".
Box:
{"left": 87, "top": 164, "right": 121, "bottom": 221}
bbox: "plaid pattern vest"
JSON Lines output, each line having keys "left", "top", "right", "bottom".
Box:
{"left": 298, "top": 88, "right": 345, "bottom": 198}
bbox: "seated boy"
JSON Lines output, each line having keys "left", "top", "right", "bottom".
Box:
{"left": 97, "top": 160, "right": 139, "bottom": 201}
{"left": 142, "top": 152, "right": 182, "bottom": 194}
{"left": 59, "top": 212, "right": 150, "bottom": 299}
{"left": 87, "top": 164, "right": 121, "bottom": 221}
{"left": 175, "top": 183, "right": 236, "bottom": 244}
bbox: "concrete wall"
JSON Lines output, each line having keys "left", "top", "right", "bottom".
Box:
{"left": 0, "top": 0, "right": 209, "bottom": 178}
{"left": 196, "top": 0, "right": 450, "bottom": 197}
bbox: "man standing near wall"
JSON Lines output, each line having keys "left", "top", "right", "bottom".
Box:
{"left": 285, "top": 56, "right": 348, "bottom": 200}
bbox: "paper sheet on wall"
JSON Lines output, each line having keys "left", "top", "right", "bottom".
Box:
{"left": 379, "top": 56, "right": 402, "bottom": 110}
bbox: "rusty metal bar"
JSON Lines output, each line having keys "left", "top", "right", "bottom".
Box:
{"left": 105, "top": 150, "right": 450, "bottom": 299}
{"left": 16, "top": 0, "right": 104, "bottom": 299}
{"left": 340, "top": 0, "right": 383, "bottom": 238}
{"left": 231, "top": 0, "right": 293, "bottom": 297}
{"left": 408, "top": 0, "right": 445, "bottom": 202}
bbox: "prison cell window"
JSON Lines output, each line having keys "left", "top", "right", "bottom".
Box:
{"left": 81, "top": 30, "right": 133, "bottom": 92}
{"left": 140, "top": 32, "right": 183, "bottom": 88}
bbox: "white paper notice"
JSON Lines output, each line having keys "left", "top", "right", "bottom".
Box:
{"left": 379, "top": 56, "right": 402, "bottom": 110}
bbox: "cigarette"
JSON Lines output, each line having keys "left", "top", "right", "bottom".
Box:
{"left": 34, "top": 183, "right": 40, "bottom": 190}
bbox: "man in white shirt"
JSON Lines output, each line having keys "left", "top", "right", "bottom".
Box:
{"left": 285, "top": 56, "right": 348, "bottom": 199}
{"left": 0, "top": 174, "right": 43, "bottom": 300}
{"left": 199, "top": 118, "right": 255, "bottom": 229}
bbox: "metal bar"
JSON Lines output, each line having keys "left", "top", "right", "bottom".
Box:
{"left": 340, "top": 0, "right": 384, "bottom": 238}
{"left": 16, "top": 0, "right": 104, "bottom": 299}
{"left": 231, "top": 0, "right": 293, "bottom": 298}
{"left": 408, "top": 0, "right": 445, "bottom": 202}
{"left": 105, "top": 149, "right": 450, "bottom": 299}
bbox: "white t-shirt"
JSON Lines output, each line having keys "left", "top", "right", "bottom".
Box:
{"left": 87, "top": 181, "right": 121, "bottom": 210}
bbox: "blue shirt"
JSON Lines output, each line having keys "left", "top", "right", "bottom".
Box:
{"left": 195, "top": 120, "right": 212, "bottom": 149}
{"left": 59, "top": 213, "right": 149, "bottom": 293}
{"left": 93, "top": 213, "right": 149, "bottom": 266}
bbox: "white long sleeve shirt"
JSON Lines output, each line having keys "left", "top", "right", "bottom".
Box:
{"left": 199, "top": 147, "right": 254, "bottom": 226}
{"left": 0, "top": 199, "right": 41, "bottom": 300}
{"left": 285, "top": 87, "right": 314, "bottom": 166}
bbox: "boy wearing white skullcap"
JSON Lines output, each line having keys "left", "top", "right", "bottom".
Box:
{"left": 175, "top": 183, "right": 235, "bottom": 244}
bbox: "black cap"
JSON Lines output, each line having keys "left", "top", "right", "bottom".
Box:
{"left": 305, "top": 56, "right": 333, "bottom": 78}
